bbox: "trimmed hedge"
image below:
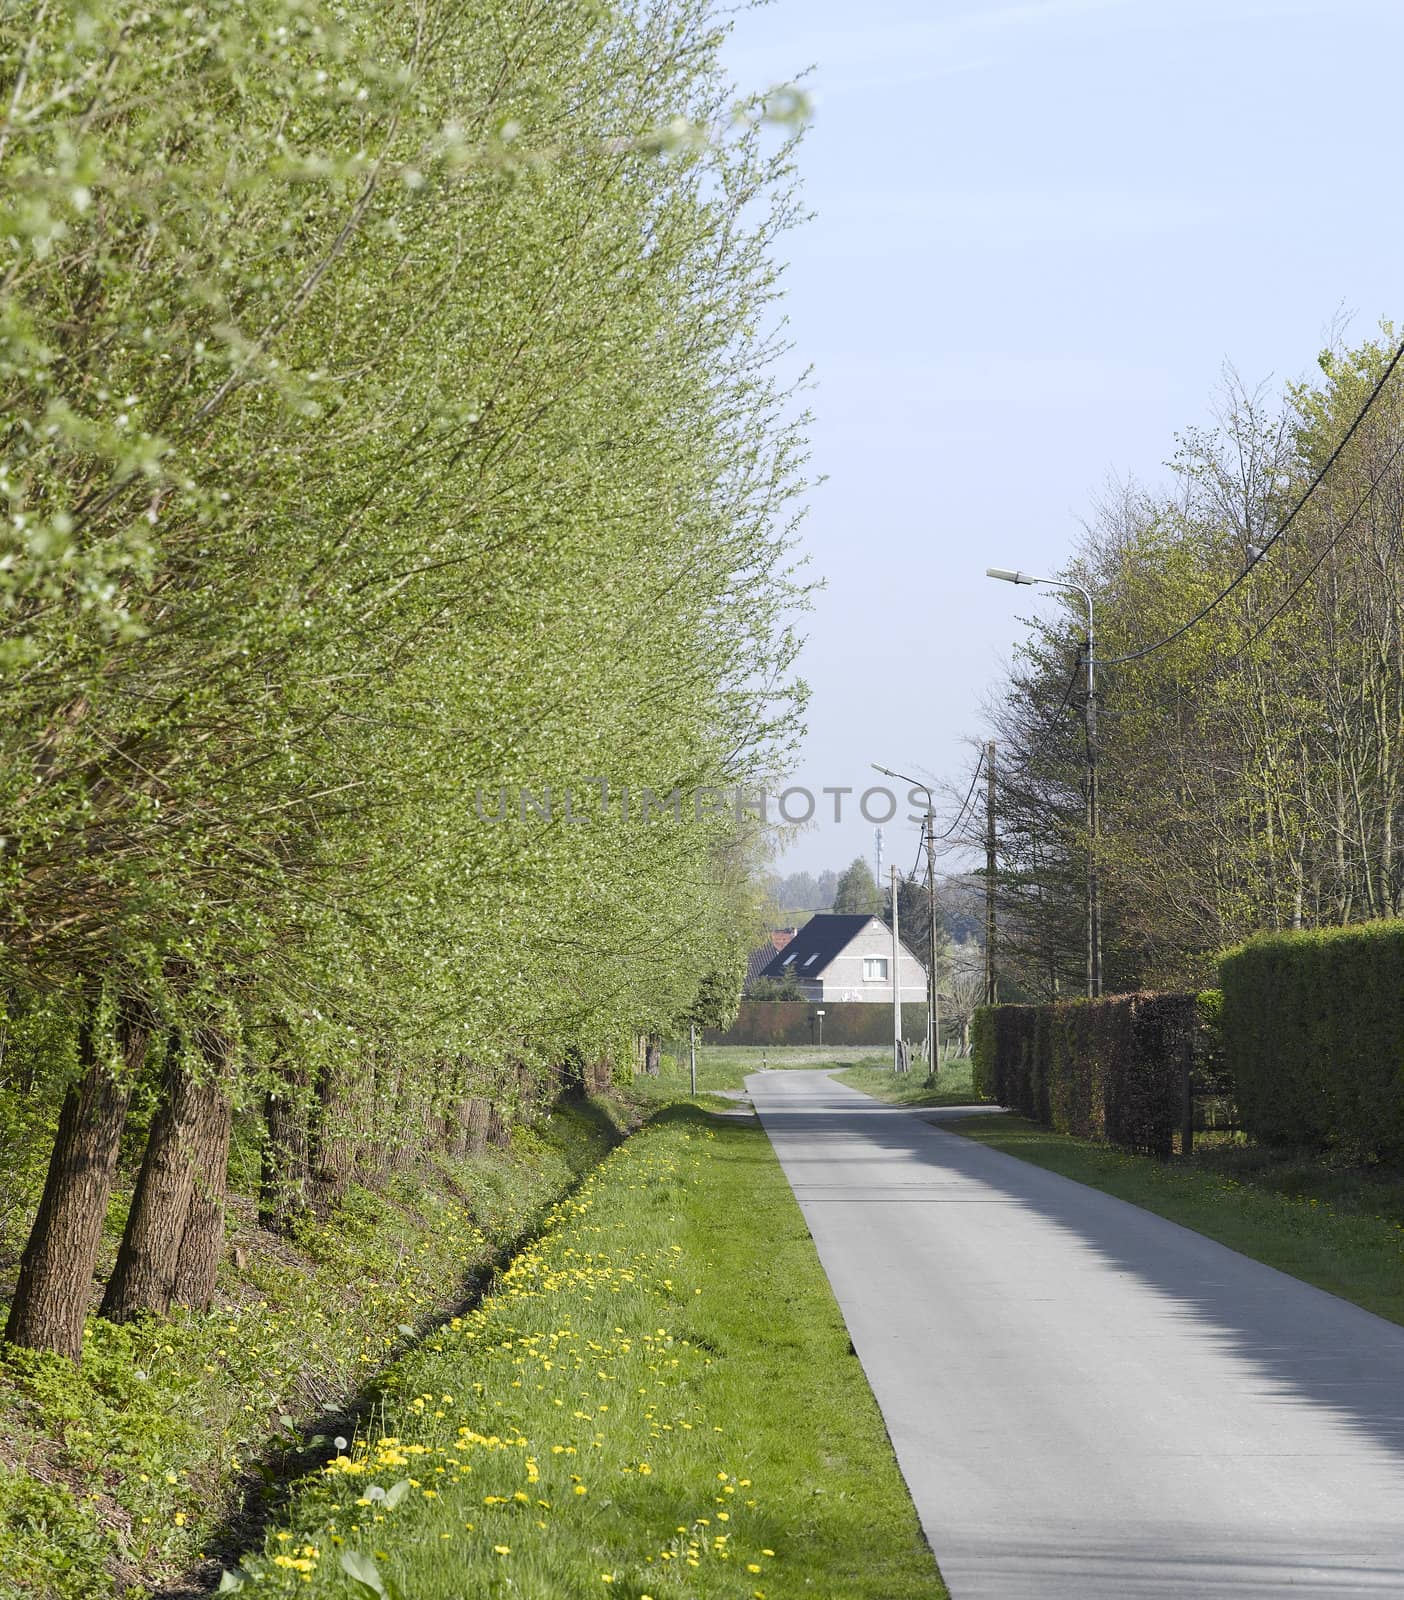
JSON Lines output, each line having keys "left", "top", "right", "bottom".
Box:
{"left": 704, "top": 1000, "right": 929, "bottom": 1047}
{"left": 1219, "top": 920, "right": 1404, "bottom": 1159}
{"left": 971, "top": 992, "right": 1198, "bottom": 1158}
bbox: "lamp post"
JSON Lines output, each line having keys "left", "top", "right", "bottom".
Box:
{"left": 815, "top": 1008, "right": 825, "bottom": 1047}
{"left": 873, "top": 764, "right": 940, "bottom": 1076}
{"left": 985, "top": 568, "right": 1102, "bottom": 998}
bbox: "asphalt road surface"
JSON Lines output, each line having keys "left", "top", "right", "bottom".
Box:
{"left": 747, "top": 1068, "right": 1404, "bottom": 1600}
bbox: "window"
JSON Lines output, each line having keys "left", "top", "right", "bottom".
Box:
{"left": 863, "top": 956, "right": 889, "bottom": 982}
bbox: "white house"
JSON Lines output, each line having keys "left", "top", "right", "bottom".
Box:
{"left": 755, "top": 912, "right": 926, "bottom": 1003}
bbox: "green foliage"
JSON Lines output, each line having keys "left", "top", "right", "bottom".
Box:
{"left": 0, "top": 1467, "right": 108, "bottom": 1600}
{"left": 975, "top": 994, "right": 1198, "bottom": 1157}
{"left": 1219, "top": 921, "right": 1404, "bottom": 1158}
{"left": 0, "top": 1097, "right": 633, "bottom": 1596}
{"left": 745, "top": 972, "right": 805, "bottom": 1001}
{"left": 970, "top": 1006, "right": 996, "bottom": 1102}
{"left": 988, "top": 326, "right": 1404, "bottom": 993}
{"left": 832, "top": 857, "right": 882, "bottom": 915}
{"left": 0, "top": 0, "right": 810, "bottom": 1175}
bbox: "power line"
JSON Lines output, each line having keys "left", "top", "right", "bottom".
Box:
{"left": 934, "top": 744, "right": 986, "bottom": 842}
{"left": 1220, "top": 432, "right": 1404, "bottom": 666}
{"left": 904, "top": 747, "right": 987, "bottom": 882}
{"left": 1103, "top": 335, "right": 1404, "bottom": 667}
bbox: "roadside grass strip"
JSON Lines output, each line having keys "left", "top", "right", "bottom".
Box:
{"left": 949, "top": 1113, "right": 1404, "bottom": 1327}
{"left": 222, "top": 1106, "right": 946, "bottom": 1600}
{"left": 833, "top": 1059, "right": 985, "bottom": 1108}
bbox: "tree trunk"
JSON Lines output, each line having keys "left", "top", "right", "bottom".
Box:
{"left": 465, "top": 1096, "right": 490, "bottom": 1154}
{"left": 308, "top": 1055, "right": 357, "bottom": 1203}
{"left": 259, "top": 1055, "right": 309, "bottom": 1235}
{"left": 170, "top": 1057, "right": 233, "bottom": 1311}
{"left": 5, "top": 1001, "right": 146, "bottom": 1359}
{"left": 644, "top": 1035, "right": 662, "bottom": 1076}
{"left": 100, "top": 1027, "right": 232, "bottom": 1322}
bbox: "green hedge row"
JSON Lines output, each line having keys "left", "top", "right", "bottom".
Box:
{"left": 971, "top": 993, "right": 1197, "bottom": 1157}
{"left": 1219, "top": 920, "right": 1404, "bottom": 1159}
{"left": 704, "top": 1000, "right": 929, "bottom": 1047}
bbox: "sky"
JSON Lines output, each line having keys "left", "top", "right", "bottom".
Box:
{"left": 718, "top": 0, "right": 1404, "bottom": 884}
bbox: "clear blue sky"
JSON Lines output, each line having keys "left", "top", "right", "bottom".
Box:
{"left": 720, "top": 0, "right": 1404, "bottom": 884}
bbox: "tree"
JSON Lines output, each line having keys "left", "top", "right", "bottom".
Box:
{"left": 0, "top": 0, "right": 812, "bottom": 1357}
{"left": 747, "top": 973, "right": 805, "bottom": 1001}
{"left": 833, "top": 857, "right": 882, "bottom": 914}
{"left": 985, "top": 326, "right": 1404, "bottom": 992}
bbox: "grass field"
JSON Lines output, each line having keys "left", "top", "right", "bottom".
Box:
{"left": 832, "top": 1058, "right": 985, "bottom": 1108}
{"left": 948, "top": 1114, "right": 1404, "bottom": 1328}
{"left": 647, "top": 1043, "right": 890, "bottom": 1096}
{"left": 222, "top": 1106, "right": 947, "bottom": 1600}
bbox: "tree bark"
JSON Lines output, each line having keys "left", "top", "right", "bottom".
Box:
{"left": 170, "top": 1053, "right": 233, "bottom": 1311}
{"left": 308, "top": 1055, "right": 358, "bottom": 1203}
{"left": 259, "top": 1054, "right": 309, "bottom": 1235}
{"left": 100, "top": 1026, "right": 232, "bottom": 1322}
{"left": 5, "top": 1000, "right": 146, "bottom": 1359}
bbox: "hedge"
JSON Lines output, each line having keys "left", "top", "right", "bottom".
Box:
{"left": 704, "top": 1001, "right": 929, "bottom": 1048}
{"left": 1219, "top": 920, "right": 1404, "bottom": 1159}
{"left": 971, "top": 992, "right": 1198, "bottom": 1158}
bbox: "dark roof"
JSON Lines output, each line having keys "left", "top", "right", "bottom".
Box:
{"left": 757, "top": 912, "right": 928, "bottom": 982}
{"left": 757, "top": 913, "right": 875, "bottom": 980}
{"left": 744, "top": 929, "right": 796, "bottom": 989}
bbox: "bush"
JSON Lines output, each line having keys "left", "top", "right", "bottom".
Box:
{"left": 1219, "top": 921, "right": 1404, "bottom": 1159}
{"left": 972, "top": 993, "right": 1198, "bottom": 1158}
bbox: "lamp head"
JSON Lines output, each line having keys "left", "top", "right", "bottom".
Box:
{"left": 986, "top": 567, "right": 1036, "bottom": 585}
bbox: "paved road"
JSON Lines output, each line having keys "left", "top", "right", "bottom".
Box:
{"left": 747, "top": 1069, "right": 1404, "bottom": 1599}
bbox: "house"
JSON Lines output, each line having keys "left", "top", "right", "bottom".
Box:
{"left": 744, "top": 928, "right": 797, "bottom": 992}
{"left": 754, "top": 912, "right": 926, "bottom": 1003}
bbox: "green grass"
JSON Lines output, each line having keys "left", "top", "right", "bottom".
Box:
{"left": 646, "top": 1044, "right": 890, "bottom": 1096}
{"left": 833, "top": 1058, "right": 985, "bottom": 1108}
{"left": 222, "top": 1107, "right": 946, "bottom": 1600}
{"left": 0, "top": 1096, "right": 644, "bottom": 1600}
{"left": 948, "top": 1114, "right": 1404, "bottom": 1327}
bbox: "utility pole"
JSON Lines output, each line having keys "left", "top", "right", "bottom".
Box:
{"left": 891, "top": 865, "right": 902, "bottom": 1072}
{"left": 925, "top": 807, "right": 939, "bottom": 1075}
{"left": 985, "top": 739, "right": 997, "bottom": 1007}
{"left": 1084, "top": 634, "right": 1102, "bottom": 997}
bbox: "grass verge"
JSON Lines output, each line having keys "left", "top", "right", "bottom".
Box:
{"left": 833, "top": 1058, "right": 984, "bottom": 1108}
{"left": 0, "top": 1095, "right": 645, "bottom": 1600}
{"left": 220, "top": 1107, "right": 946, "bottom": 1600}
{"left": 646, "top": 1045, "right": 891, "bottom": 1096}
{"left": 948, "top": 1113, "right": 1404, "bottom": 1327}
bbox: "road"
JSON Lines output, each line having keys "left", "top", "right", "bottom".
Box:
{"left": 747, "top": 1069, "right": 1404, "bottom": 1599}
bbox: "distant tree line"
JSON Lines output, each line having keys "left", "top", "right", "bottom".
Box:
{"left": 981, "top": 328, "right": 1404, "bottom": 995}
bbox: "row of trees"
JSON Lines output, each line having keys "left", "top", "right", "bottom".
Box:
{"left": 0, "top": 0, "right": 807, "bottom": 1358}
{"left": 982, "top": 328, "right": 1404, "bottom": 995}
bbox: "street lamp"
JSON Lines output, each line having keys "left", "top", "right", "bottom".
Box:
{"left": 872, "top": 763, "right": 941, "bottom": 1076}
{"left": 985, "top": 567, "right": 1102, "bottom": 998}
{"left": 815, "top": 1008, "right": 825, "bottom": 1047}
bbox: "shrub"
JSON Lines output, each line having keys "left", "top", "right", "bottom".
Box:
{"left": 974, "top": 993, "right": 1198, "bottom": 1157}
{"left": 1219, "top": 921, "right": 1404, "bottom": 1159}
